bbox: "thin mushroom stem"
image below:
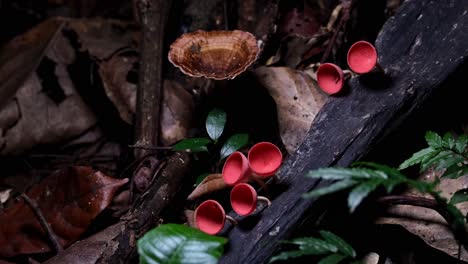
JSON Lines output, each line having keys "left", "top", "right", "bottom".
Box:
{"left": 226, "top": 215, "right": 238, "bottom": 225}
{"left": 257, "top": 196, "right": 271, "bottom": 207}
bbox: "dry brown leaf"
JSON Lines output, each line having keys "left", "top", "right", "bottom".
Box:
{"left": 0, "top": 166, "right": 128, "bottom": 258}
{"left": 99, "top": 52, "right": 137, "bottom": 124}
{"left": 377, "top": 171, "right": 468, "bottom": 261}
{"left": 254, "top": 66, "right": 327, "bottom": 153}
{"left": 187, "top": 174, "right": 227, "bottom": 200}
{"left": 161, "top": 80, "right": 194, "bottom": 146}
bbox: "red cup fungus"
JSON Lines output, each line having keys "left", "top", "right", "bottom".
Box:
{"left": 222, "top": 151, "right": 250, "bottom": 186}
{"left": 316, "top": 63, "right": 345, "bottom": 95}
{"left": 248, "top": 142, "right": 283, "bottom": 178}
{"left": 347, "top": 40, "right": 378, "bottom": 74}
{"left": 230, "top": 183, "right": 271, "bottom": 216}
{"left": 195, "top": 199, "right": 236, "bottom": 235}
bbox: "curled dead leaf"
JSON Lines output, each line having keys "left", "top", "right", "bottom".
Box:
{"left": 187, "top": 174, "right": 227, "bottom": 200}
{"left": 377, "top": 171, "right": 468, "bottom": 261}
{"left": 254, "top": 66, "right": 327, "bottom": 153}
{"left": 0, "top": 166, "right": 128, "bottom": 258}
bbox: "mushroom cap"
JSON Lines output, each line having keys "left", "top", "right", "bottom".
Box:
{"left": 222, "top": 151, "right": 250, "bottom": 185}
{"left": 316, "top": 63, "right": 344, "bottom": 95}
{"left": 230, "top": 183, "right": 258, "bottom": 216}
{"left": 195, "top": 200, "right": 226, "bottom": 235}
{"left": 168, "top": 30, "right": 259, "bottom": 80}
{"left": 347, "top": 41, "right": 378, "bottom": 74}
{"left": 248, "top": 142, "right": 283, "bottom": 177}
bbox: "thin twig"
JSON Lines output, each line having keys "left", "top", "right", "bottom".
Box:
{"left": 320, "top": 0, "right": 351, "bottom": 63}
{"left": 377, "top": 195, "right": 451, "bottom": 223}
{"left": 21, "top": 193, "right": 63, "bottom": 254}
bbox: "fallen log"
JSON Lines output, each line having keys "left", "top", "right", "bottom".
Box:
{"left": 44, "top": 152, "right": 191, "bottom": 264}
{"left": 220, "top": 1, "right": 468, "bottom": 263}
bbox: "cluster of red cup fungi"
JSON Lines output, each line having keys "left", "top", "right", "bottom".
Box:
{"left": 194, "top": 142, "right": 282, "bottom": 235}
{"left": 317, "top": 40, "right": 379, "bottom": 95}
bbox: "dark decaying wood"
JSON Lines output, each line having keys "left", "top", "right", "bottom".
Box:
{"left": 220, "top": 1, "right": 468, "bottom": 263}
{"left": 44, "top": 153, "right": 191, "bottom": 264}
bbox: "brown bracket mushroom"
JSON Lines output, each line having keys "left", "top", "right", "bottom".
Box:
{"left": 168, "top": 30, "right": 260, "bottom": 80}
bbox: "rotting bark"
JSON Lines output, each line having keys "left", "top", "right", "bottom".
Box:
{"left": 44, "top": 152, "right": 191, "bottom": 264}
{"left": 220, "top": 1, "right": 468, "bottom": 263}
{"left": 134, "top": 0, "right": 172, "bottom": 159}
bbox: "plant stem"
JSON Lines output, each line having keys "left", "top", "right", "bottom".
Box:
{"left": 134, "top": 0, "right": 172, "bottom": 159}
{"left": 21, "top": 193, "right": 63, "bottom": 254}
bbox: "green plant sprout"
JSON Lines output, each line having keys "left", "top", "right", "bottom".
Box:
{"left": 172, "top": 108, "right": 249, "bottom": 185}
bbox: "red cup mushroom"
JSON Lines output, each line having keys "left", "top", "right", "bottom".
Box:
{"left": 222, "top": 151, "right": 251, "bottom": 186}
{"left": 248, "top": 142, "right": 283, "bottom": 178}
{"left": 316, "top": 63, "right": 345, "bottom": 95}
{"left": 194, "top": 199, "right": 236, "bottom": 235}
{"left": 347, "top": 41, "right": 379, "bottom": 74}
{"left": 230, "top": 183, "right": 271, "bottom": 216}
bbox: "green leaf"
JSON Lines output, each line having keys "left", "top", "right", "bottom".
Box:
{"left": 319, "top": 231, "right": 356, "bottom": 257}
{"left": 307, "top": 168, "right": 387, "bottom": 180}
{"left": 347, "top": 179, "right": 382, "bottom": 212}
{"left": 137, "top": 224, "right": 227, "bottom": 264}
{"left": 206, "top": 108, "right": 227, "bottom": 141}
{"left": 219, "top": 133, "right": 249, "bottom": 159}
{"left": 426, "top": 131, "right": 443, "bottom": 149}
{"left": 450, "top": 189, "right": 468, "bottom": 204}
{"left": 455, "top": 135, "right": 468, "bottom": 154}
{"left": 173, "top": 138, "right": 211, "bottom": 152}
{"left": 269, "top": 249, "right": 316, "bottom": 263}
{"left": 443, "top": 165, "right": 468, "bottom": 179}
{"left": 303, "top": 179, "right": 358, "bottom": 199}
{"left": 443, "top": 132, "right": 456, "bottom": 149}
{"left": 194, "top": 173, "right": 210, "bottom": 186}
{"left": 289, "top": 237, "right": 338, "bottom": 253}
{"left": 398, "top": 147, "right": 435, "bottom": 170}
{"left": 407, "top": 179, "right": 438, "bottom": 194}
{"left": 318, "top": 254, "right": 347, "bottom": 264}
{"left": 354, "top": 162, "right": 406, "bottom": 180}
{"left": 420, "top": 150, "right": 455, "bottom": 172}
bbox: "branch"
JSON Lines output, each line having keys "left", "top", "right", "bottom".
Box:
{"left": 134, "top": 0, "right": 173, "bottom": 159}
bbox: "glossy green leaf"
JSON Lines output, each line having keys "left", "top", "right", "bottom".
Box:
{"left": 306, "top": 167, "right": 387, "bottom": 180}
{"left": 290, "top": 237, "right": 338, "bottom": 253}
{"left": 173, "top": 138, "right": 211, "bottom": 152}
{"left": 269, "top": 249, "right": 316, "bottom": 263}
{"left": 303, "top": 179, "right": 358, "bottom": 199}
{"left": 450, "top": 189, "right": 468, "bottom": 204}
{"left": 398, "top": 147, "right": 435, "bottom": 170}
{"left": 219, "top": 133, "right": 249, "bottom": 159}
{"left": 455, "top": 135, "right": 468, "bottom": 154}
{"left": 317, "top": 254, "right": 347, "bottom": 264}
{"left": 347, "top": 179, "right": 382, "bottom": 212}
{"left": 137, "top": 224, "right": 227, "bottom": 264}
{"left": 425, "top": 131, "right": 443, "bottom": 149}
{"left": 206, "top": 108, "right": 227, "bottom": 141}
{"left": 319, "top": 231, "right": 356, "bottom": 257}
{"left": 442, "top": 132, "right": 456, "bottom": 149}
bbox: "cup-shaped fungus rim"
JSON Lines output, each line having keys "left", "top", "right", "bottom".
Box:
{"left": 248, "top": 142, "right": 283, "bottom": 177}
{"left": 194, "top": 200, "right": 226, "bottom": 235}
{"left": 230, "top": 183, "right": 258, "bottom": 216}
{"left": 222, "top": 151, "right": 250, "bottom": 185}
{"left": 316, "top": 63, "right": 345, "bottom": 95}
{"left": 347, "top": 40, "right": 378, "bottom": 74}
